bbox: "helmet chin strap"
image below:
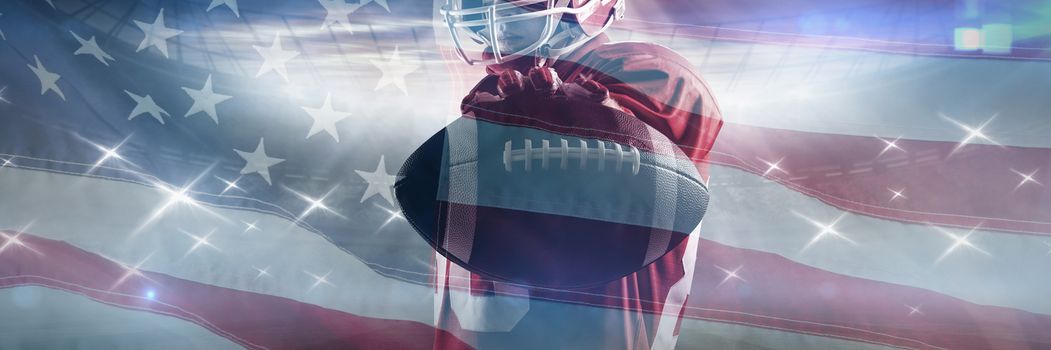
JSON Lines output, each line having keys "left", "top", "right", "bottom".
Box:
{"left": 529, "top": 0, "right": 620, "bottom": 66}
{"left": 531, "top": 23, "right": 589, "bottom": 67}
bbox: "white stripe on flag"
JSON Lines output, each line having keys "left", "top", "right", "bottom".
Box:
{"left": 0, "top": 286, "right": 241, "bottom": 350}
{"left": 704, "top": 165, "right": 1051, "bottom": 314}
{"left": 0, "top": 166, "right": 434, "bottom": 324}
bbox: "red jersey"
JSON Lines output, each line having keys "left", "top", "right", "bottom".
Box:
{"left": 434, "top": 33, "right": 723, "bottom": 350}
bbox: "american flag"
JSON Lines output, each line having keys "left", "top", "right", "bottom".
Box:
{"left": 1, "top": 0, "right": 1050, "bottom": 349}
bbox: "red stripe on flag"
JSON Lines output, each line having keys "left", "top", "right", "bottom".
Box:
{"left": 710, "top": 123, "right": 1051, "bottom": 235}
{"left": 6, "top": 228, "right": 1051, "bottom": 349}
{"left": 684, "top": 238, "right": 1051, "bottom": 350}
{"left": 0, "top": 231, "right": 474, "bottom": 350}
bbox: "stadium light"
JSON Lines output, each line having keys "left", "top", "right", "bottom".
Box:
{"left": 981, "top": 23, "right": 1013, "bottom": 54}
{"left": 954, "top": 27, "right": 982, "bottom": 51}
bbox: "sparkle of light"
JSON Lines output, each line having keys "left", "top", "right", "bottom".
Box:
{"left": 110, "top": 253, "right": 157, "bottom": 291}
{"left": 941, "top": 113, "right": 1001, "bottom": 155}
{"left": 906, "top": 304, "right": 923, "bottom": 316}
{"left": 888, "top": 188, "right": 906, "bottom": 201}
{"left": 216, "top": 175, "right": 244, "bottom": 195}
{"left": 759, "top": 157, "right": 787, "bottom": 177}
{"left": 305, "top": 270, "right": 334, "bottom": 291}
{"left": 158, "top": 186, "right": 196, "bottom": 208}
{"left": 715, "top": 265, "right": 745, "bottom": 286}
{"left": 0, "top": 86, "right": 9, "bottom": 104}
{"left": 0, "top": 231, "right": 27, "bottom": 255}
{"left": 254, "top": 266, "right": 271, "bottom": 280}
{"left": 243, "top": 221, "right": 260, "bottom": 233}
{"left": 182, "top": 228, "right": 220, "bottom": 256}
{"left": 0, "top": 222, "right": 43, "bottom": 257}
{"left": 133, "top": 167, "right": 233, "bottom": 237}
{"left": 877, "top": 136, "right": 904, "bottom": 156}
{"left": 796, "top": 212, "right": 857, "bottom": 252}
{"left": 375, "top": 203, "right": 405, "bottom": 230}
{"left": 146, "top": 290, "right": 156, "bottom": 300}
{"left": 1011, "top": 169, "right": 1042, "bottom": 190}
{"left": 83, "top": 135, "right": 136, "bottom": 173}
{"left": 933, "top": 225, "right": 990, "bottom": 263}
{"left": 287, "top": 186, "right": 345, "bottom": 222}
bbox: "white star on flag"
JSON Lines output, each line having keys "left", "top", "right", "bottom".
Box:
{"left": 318, "top": 0, "right": 358, "bottom": 34}
{"left": 133, "top": 9, "right": 184, "bottom": 59}
{"left": 234, "top": 138, "right": 285, "bottom": 185}
{"left": 355, "top": 155, "right": 397, "bottom": 206}
{"left": 27, "top": 55, "right": 65, "bottom": 100}
{"left": 254, "top": 32, "right": 300, "bottom": 82}
{"left": 182, "top": 74, "right": 232, "bottom": 124}
{"left": 301, "top": 93, "right": 351, "bottom": 142}
{"left": 370, "top": 46, "right": 420, "bottom": 95}
{"left": 207, "top": 0, "right": 240, "bottom": 17}
{"left": 70, "top": 31, "right": 115, "bottom": 66}
{"left": 124, "top": 90, "right": 170, "bottom": 124}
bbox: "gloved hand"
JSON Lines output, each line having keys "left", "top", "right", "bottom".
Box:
{"left": 492, "top": 67, "right": 621, "bottom": 110}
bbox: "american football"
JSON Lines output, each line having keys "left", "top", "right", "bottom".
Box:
{"left": 395, "top": 99, "right": 709, "bottom": 289}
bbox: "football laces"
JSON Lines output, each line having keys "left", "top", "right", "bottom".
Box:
{"left": 503, "top": 138, "right": 641, "bottom": 175}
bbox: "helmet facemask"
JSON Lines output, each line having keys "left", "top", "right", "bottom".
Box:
{"left": 440, "top": 0, "right": 623, "bottom": 65}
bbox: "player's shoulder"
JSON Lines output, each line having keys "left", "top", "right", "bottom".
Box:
{"left": 584, "top": 41, "right": 698, "bottom": 75}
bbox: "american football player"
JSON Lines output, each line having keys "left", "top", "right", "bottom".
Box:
{"left": 432, "top": 0, "right": 723, "bottom": 348}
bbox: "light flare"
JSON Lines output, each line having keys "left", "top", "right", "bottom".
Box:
{"left": 1011, "top": 169, "right": 1042, "bottom": 191}
{"left": 932, "top": 225, "right": 991, "bottom": 263}
{"left": 133, "top": 166, "right": 231, "bottom": 236}
{"left": 305, "top": 270, "right": 334, "bottom": 291}
{"left": 906, "top": 304, "right": 923, "bottom": 316}
{"left": 243, "top": 220, "right": 260, "bottom": 233}
{"left": 253, "top": 266, "right": 271, "bottom": 280}
{"left": 759, "top": 157, "right": 788, "bottom": 177}
{"left": 216, "top": 175, "right": 245, "bottom": 194}
{"left": 375, "top": 203, "right": 405, "bottom": 230}
{"left": 286, "top": 185, "right": 346, "bottom": 222}
{"left": 0, "top": 221, "right": 43, "bottom": 256}
{"left": 181, "top": 228, "right": 220, "bottom": 257}
{"left": 715, "top": 265, "right": 745, "bottom": 286}
{"left": 796, "top": 212, "right": 857, "bottom": 252}
{"left": 888, "top": 188, "right": 906, "bottom": 201}
{"left": 109, "top": 252, "right": 158, "bottom": 291}
{"left": 941, "top": 113, "right": 1001, "bottom": 156}
{"left": 876, "top": 136, "right": 904, "bottom": 156}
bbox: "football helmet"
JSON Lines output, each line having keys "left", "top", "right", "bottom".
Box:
{"left": 439, "top": 0, "right": 626, "bottom": 65}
